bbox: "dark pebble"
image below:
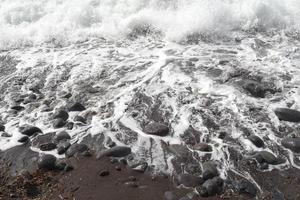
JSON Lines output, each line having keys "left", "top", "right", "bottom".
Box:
{"left": 18, "top": 136, "right": 29, "bottom": 143}
{"left": 247, "top": 135, "right": 264, "bottom": 148}
{"left": 55, "top": 162, "right": 67, "bottom": 170}
{"left": 193, "top": 143, "right": 212, "bottom": 152}
{"left": 38, "top": 154, "right": 57, "bottom": 170}
{"left": 10, "top": 105, "right": 25, "bottom": 111}
{"left": 65, "top": 143, "right": 88, "bottom": 158}
{"left": 274, "top": 108, "right": 300, "bottom": 122}
{"left": 74, "top": 116, "right": 86, "bottom": 124}
{"left": 0, "top": 124, "right": 5, "bottom": 132}
{"left": 53, "top": 118, "right": 67, "bottom": 129}
{"left": 243, "top": 81, "right": 266, "bottom": 98}
{"left": 143, "top": 122, "right": 169, "bottom": 136}
{"left": 19, "top": 125, "right": 42, "bottom": 136}
{"left": 202, "top": 161, "right": 219, "bottom": 180}
{"left": 199, "top": 177, "right": 223, "bottom": 196}
{"left": 69, "top": 102, "right": 86, "bottom": 112}
{"left": 53, "top": 109, "right": 69, "bottom": 121}
{"left": 99, "top": 170, "right": 110, "bottom": 177}
{"left": 252, "top": 151, "right": 284, "bottom": 165}
{"left": 281, "top": 137, "right": 300, "bottom": 153}
{"left": 1, "top": 132, "right": 11, "bottom": 137}
{"left": 237, "top": 180, "right": 257, "bottom": 197}
{"left": 96, "top": 146, "right": 131, "bottom": 159}
{"left": 66, "top": 122, "right": 74, "bottom": 130}
{"left": 55, "top": 131, "right": 71, "bottom": 142}
{"left": 64, "top": 165, "right": 74, "bottom": 172}
{"left": 39, "top": 143, "right": 57, "bottom": 151}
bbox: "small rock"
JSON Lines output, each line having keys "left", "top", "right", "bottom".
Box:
{"left": 57, "top": 141, "right": 71, "bottom": 155}
{"left": 243, "top": 81, "right": 266, "bottom": 98}
{"left": 252, "top": 151, "right": 284, "bottom": 165}
{"left": 65, "top": 143, "right": 88, "bottom": 158}
{"left": 237, "top": 180, "right": 257, "bottom": 197}
{"left": 55, "top": 162, "right": 66, "bottom": 170}
{"left": 53, "top": 118, "right": 66, "bottom": 129}
{"left": 164, "top": 191, "right": 177, "bottom": 200}
{"left": 1, "top": 132, "right": 11, "bottom": 137}
{"left": 144, "top": 122, "right": 169, "bottom": 136}
{"left": 247, "top": 135, "right": 264, "bottom": 148}
{"left": 282, "top": 137, "right": 300, "bottom": 153}
{"left": 193, "top": 143, "right": 212, "bottom": 152}
{"left": 64, "top": 164, "right": 74, "bottom": 172}
{"left": 175, "top": 174, "right": 204, "bottom": 187}
{"left": 66, "top": 122, "right": 74, "bottom": 130}
{"left": 96, "top": 146, "right": 131, "bottom": 159}
{"left": 69, "top": 103, "right": 86, "bottom": 112}
{"left": 274, "top": 108, "right": 300, "bottom": 122}
{"left": 19, "top": 125, "right": 42, "bottom": 136}
{"left": 202, "top": 161, "right": 219, "bottom": 180}
{"left": 55, "top": 131, "right": 71, "bottom": 142}
{"left": 168, "top": 144, "right": 190, "bottom": 159}
{"left": 74, "top": 116, "right": 86, "bottom": 124}
{"left": 0, "top": 124, "right": 5, "bottom": 132}
{"left": 198, "top": 177, "right": 223, "bottom": 196}
{"left": 10, "top": 105, "right": 25, "bottom": 111}
{"left": 99, "top": 170, "right": 110, "bottom": 177}
{"left": 39, "top": 143, "right": 57, "bottom": 151}
{"left": 37, "top": 154, "right": 57, "bottom": 170}
{"left": 18, "top": 136, "right": 29, "bottom": 143}
{"left": 131, "top": 162, "right": 148, "bottom": 173}
{"left": 115, "top": 166, "right": 122, "bottom": 171}
{"left": 53, "top": 109, "right": 69, "bottom": 121}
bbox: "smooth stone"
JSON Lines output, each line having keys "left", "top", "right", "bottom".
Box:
{"left": 74, "top": 116, "right": 86, "bottom": 124}
{"left": 281, "top": 137, "right": 300, "bottom": 153}
{"left": 0, "top": 124, "right": 5, "bottom": 132}
{"left": 144, "top": 122, "right": 169, "bottom": 136}
{"left": 19, "top": 125, "right": 42, "bottom": 136}
{"left": 274, "top": 108, "right": 300, "bottom": 122}
{"left": 193, "top": 143, "right": 212, "bottom": 152}
{"left": 253, "top": 151, "right": 283, "bottom": 165}
{"left": 32, "top": 132, "right": 55, "bottom": 147}
{"left": 55, "top": 131, "right": 71, "bottom": 142}
{"left": 243, "top": 81, "right": 266, "bottom": 98}
{"left": 202, "top": 161, "right": 219, "bottom": 180}
{"left": 18, "top": 136, "right": 29, "bottom": 143}
{"left": 164, "top": 191, "right": 177, "bottom": 200}
{"left": 247, "top": 135, "right": 264, "bottom": 148}
{"left": 175, "top": 174, "right": 204, "bottom": 187}
{"left": 39, "top": 143, "right": 57, "bottom": 151}
{"left": 57, "top": 141, "right": 71, "bottom": 155}
{"left": 237, "top": 180, "right": 257, "bottom": 197}
{"left": 53, "top": 109, "right": 69, "bottom": 121}
{"left": 10, "top": 105, "right": 25, "bottom": 111}
{"left": 37, "top": 154, "right": 57, "bottom": 170}
{"left": 69, "top": 102, "right": 86, "bottom": 112}
{"left": 201, "top": 177, "right": 223, "bottom": 196}
{"left": 66, "top": 122, "right": 74, "bottom": 130}
{"left": 168, "top": 144, "right": 190, "bottom": 159}
{"left": 53, "top": 118, "right": 66, "bottom": 129}
{"left": 96, "top": 146, "right": 131, "bottom": 159}
{"left": 98, "top": 170, "right": 110, "bottom": 177}
{"left": 65, "top": 143, "right": 88, "bottom": 158}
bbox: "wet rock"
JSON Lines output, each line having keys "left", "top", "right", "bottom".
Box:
{"left": 202, "top": 161, "right": 219, "bottom": 180}
{"left": 98, "top": 170, "right": 110, "bottom": 177}
{"left": 53, "top": 109, "right": 69, "bottom": 121}
{"left": 53, "top": 118, "right": 67, "bottom": 128}
{"left": 243, "top": 81, "right": 266, "bottom": 98}
{"left": 1, "top": 132, "right": 11, "bottom": 137}
{"left": 57, "top": 141, "right": 71, "bottom": 155}
{"left": 96, "top": 146, "right": 131, "bottom": 159}
{"left": 66, "top": 122, "right": 74, "bottom": 130}
{"left": 19, "top": 125, "right": 42, "bottom": 136}
{"left": 193, "top": 143, "right": 212, "bottom": 152}
{"left": 130, "top": 162, "right": 148, "bottom": 173}
{"left": 69, "top": 102, "right": 86, "bottom": 112}
{"left": 247, "top": 135, "right": 264, "bottom": 148}
{"left": 274, "top": 108, "right": 300, "bottom": 122}
{"left": 175, "top": 174, "right": 204, "bottom": 187}
{"left": 54, "top": 131, "right": 71, "bottom": 142}
{"left": 32, "top": 132, "right": 55, "bottom": 147}
{"left": 168, "top": 144, "right": 190, "bottom": 160}
{"left": 199, "top": 177, "right": 223, "bottom": 196}
{"left": 0, "top": 124, "right": 5, "bottom": 132}
{"left": 237, "top": 180, "right": 257, "bottom": 197}
{"left": 39, "top": 143, "right": 57, "bottom": 151}
{"left": 18, "top": 136, "right": 29, "bottom": 143}
{"left": 37, "top": 154, "right": 57, "bottom": 170}
{"left": 252, "top": 151, "right": 284, "bottom": 165}
{"left": 55, "top": 161, "right": 66, "bottom": 171}
{"left": 144, "top": 122, "right": 169, "bottom": 136}
{"left": 10, "top": 105, "right": 25, "bottom": 111}
{"left": 164, "top": 191, "right": 176, "bottom": 200}
{"left": 281, "top": 137, "right": 300, "bottom": 153}
{"left": 64, "top": 164, "right": 74, "bottom": 172}
{"left": 74, "top": 116, "right": 86, "bottom": 124}
{"left": 65, "top": 143, "right": 88, "bottom": 158}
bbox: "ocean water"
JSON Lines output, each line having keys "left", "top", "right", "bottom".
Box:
{"left": 1, "top": 0, "right": 300, "bottom": 191}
